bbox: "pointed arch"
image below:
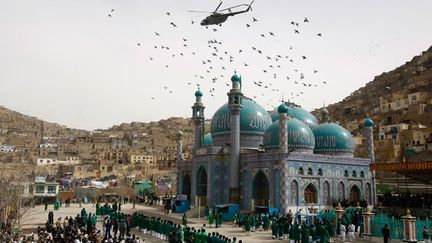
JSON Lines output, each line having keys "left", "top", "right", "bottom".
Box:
{"left": 182, "top": 174, "right": 191, "bottom": 199}
{"left": 304, "top": 183, "right": 318, "bottom": 204}
{"left": 252, "top": 170, "right": 269, "bottom": 206}
{"left": 338, "top": 181, "right": 345, "bottom": 201}
{"left": 196, "top": 166, "right": 207, "bottom": 196}
{"left": 349, "top": 184, "right": 361, "bottom": 203}
{"left": 291, "top": 180, "right": 299, "bottom": 205}
{"left": 323, "top": 181, "right": 331, "bottom": 205}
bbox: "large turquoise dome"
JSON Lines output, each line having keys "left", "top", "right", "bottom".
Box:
{"left": 313, "top": 122, "right": 355, "bottom": 155}
{"left": 203, "top": 133, "right": 213, "bottom": 146}
{"left": 211, "top": 97, "right": 272, "bottom": 136}
{"left": 210, "top": 97, "right": 272, "bottom": 148}
{"left": 269, "top": 103, "right": 319, "bottom": 127}
{"left": 263, "top": 118, "right": 315, "bottom": 151}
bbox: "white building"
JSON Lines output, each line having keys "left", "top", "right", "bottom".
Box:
{"left": 36, "top": 157, "right": 81, "bottom": 166}
{"left": 33, "top": 176, "right": 59, "bottom": 198}
{"left": 0, "top": 144, "right": 15, "bottom": 153}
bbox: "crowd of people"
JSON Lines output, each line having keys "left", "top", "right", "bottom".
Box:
{"left": 379, "top": 192, "right": 432, "bottom": 209}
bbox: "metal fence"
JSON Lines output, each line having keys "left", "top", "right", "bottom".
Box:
{"left": 370, "top": 214, "right": 404, "bottom": 240}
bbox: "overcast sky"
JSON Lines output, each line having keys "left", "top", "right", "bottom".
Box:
{"left": 1, "top": 0, "right": 431, "bottom": 130}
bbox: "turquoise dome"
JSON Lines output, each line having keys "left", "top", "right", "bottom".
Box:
{"left": 264, "top": 118, "right": 315, "bottom": 150}
{"left": 277, "top": 104, "right": 289, "bottom": 114}
{"left": 210, "top": 97, "right": 272, "bottom": 137}
{"left": 364, "top": 118, "right": 374, "bottom": 127}
{"left": 231, "top": 73, "right": 241, "bottom": 82}
{"left": 195, "top": 89, "right": 203, "bottom": 97}
{"left": 313, "top": 123, "right": 355, "bottom": 154}
{"left": 269, "top": 104, "right": 319, "bottom": 127}
{"left": 203, "top": 133, "right": 213, "bottom": 146}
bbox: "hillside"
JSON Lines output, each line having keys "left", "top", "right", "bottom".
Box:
{"left": 312, "top": 46, "right": 432, "bottom": 161}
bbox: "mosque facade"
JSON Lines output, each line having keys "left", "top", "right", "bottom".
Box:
{"left": 176, "top": 73, "right": 376, "bottom": 214}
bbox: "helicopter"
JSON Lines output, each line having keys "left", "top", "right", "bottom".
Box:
{"left": 189, "top": 1, "right": 254, "bottom": 26}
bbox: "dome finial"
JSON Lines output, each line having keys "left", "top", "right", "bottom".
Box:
{"left": 195, "top": 89, "right": 203, "bottom": 97}
{"left": 364, "top": 118, "right": 374, "bottom": 127}
{"left": 278, "top": 103, "right": 289, "bottom": 114}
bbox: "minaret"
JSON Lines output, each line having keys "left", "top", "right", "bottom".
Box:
{"left": 364, "top": 118, "right": 375, "bottom": 162}
{"left": 364, "top": 118, "right": 376, "bottom": 205}
{"left": 321, "top": 108, "right": 329, "bottom": 123}
{"left": 192, "top": 89, "right": 205, "bottom": 152}
{"left": 228, "top": 73, "right": 243, "bottom": 203}
{"left": 176, "top": 130, "right": 184, "bottom": 195}
{"left": 278, "top": 103, "right": 289, "bottom": 214}
{"left": 176, "top": 130, "right": 184, "bottom": 163}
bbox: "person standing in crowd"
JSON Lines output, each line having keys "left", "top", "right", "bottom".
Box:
{"left": 424, "top": 226, "right": 430, "bottom": 243}
{"left": 347, "top": 222, "right": 355, "bottom": 241}
{"left": 382, "top": 224, "right": 391, "bottom": 243}
{"left": 339, "top": 223, "right": 346, "bottom": 242}
{"left": 182, "top": 213, "right": 188, "bottom": 226}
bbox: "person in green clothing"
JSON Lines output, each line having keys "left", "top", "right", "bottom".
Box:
{"left": 292, "top": 223, "right": 301, "bottom": 243}
{"left": 208, "top": 209, "right": 214, "bottom": 227}
{"left": 217, "top": 211, "right": 223, "bottom": 228}
{"left": 289, "top": 223, "right": 296, "bottom": 243}
{"left": 182, "top": 213, "right": 188, "bottom": 226}
{"left": 95, "top": 202, "right": 100, "bottom": 216}
{"left": 301, "top": 222, "right": 310, "bottom": 243}
{"left": 310, "top": 224, "right": 318, "bottom": 243}
{"left": 244, "top": 215, "right": 251, "bottom": 236}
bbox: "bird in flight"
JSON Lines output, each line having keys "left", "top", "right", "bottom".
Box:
{"left": 246, "top": 24, "right": 250, "bottom": 28}
{"left": 294, "top": 30, "right": 300, "bottom": 34}
{"left": 170, "top": 22, "right": 177, "bottom": 27}
{"left": 155, "top": 32, "right": 160, "bottom": 36}
{"left": 304, "top": 17, "right": 309, "bottom": 22}
{"left": 269, "top": 32, "right": 275, "bottom": 36}
{"left": 317, "top": 33, "right": 322, "bottom": 37}
{"left": 166, "top": 12, "right": 170, "bottom": 16}
{"left": 252, "top": 17, "right": 258, "bottom": 22}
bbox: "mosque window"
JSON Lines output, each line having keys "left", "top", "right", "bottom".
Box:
{"left": 344, "top": 170, "right": 349, "bottom": 177}
{"left": 298, "top": 167, "right": 304, "bottom": 175}
{"left": 352, "top": 171, "right": 357, "bottom": 177}
{"left": 360, "top": 171, "right": 365, "bottom": 178}
{"left": 318, "top": 168, "right": 323, "bottom": 176}
{"left": 307, "top": 168, "right": 313, "bottom": 175}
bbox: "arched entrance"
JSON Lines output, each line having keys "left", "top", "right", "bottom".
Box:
{"left": 252, "top": 171, "right": 269, "bottom": 206}
{"left": 182, "top": 174, "right": 191, "bottom": 199}
{"left": 323, "top": 181, "right": 331, "bottom": 205}
{"left": 196, "top": 167, "right": 207, "bottom": 206}
{"left": 338, "top": 182, "right": 345, "bottom": 201}
{"left": 349, "top": 185, "right": 361, "bottom": 203}
{"left": 304, "top": 183, "right": 318, "bottom": 204}
{"left": 291, "top": 180, "right": 299, "bottom": 205}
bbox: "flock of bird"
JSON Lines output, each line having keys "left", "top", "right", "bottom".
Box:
{"left": 107, "top": 7, "right": 329, "bottom": 108}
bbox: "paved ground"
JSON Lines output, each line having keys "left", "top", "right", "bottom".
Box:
{"left": 21, "top": 203, "right": 405, "bottom": 243}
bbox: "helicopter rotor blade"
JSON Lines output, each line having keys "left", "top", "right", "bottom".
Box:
{"left": 218, "top": 4, "right": 249, "bottom": 12}
{"left": 188, "top": 10, "right": 213, "bottom": 13}
{"left": 214, "top": 2, "right": 223, "bottom": 12}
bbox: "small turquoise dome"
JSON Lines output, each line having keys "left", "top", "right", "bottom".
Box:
{"left": 277, "top": 104, "right": 289, "bottom": 114}
{"left": 195, "top": 89, "right": 203, "bottom": 97}
{"left": 203, "top": 133, "right": 213, "bottom": 146}
{"left": 313, "top": 123, "right": 355, "bottom": 154}
{"left": 210, "top": 97, "right": 272, "bottom": 137}
{"left": 263, "top": 118, "right": 315, "bottom": 150}
{"left": 231, "top": 73, "right": 241, "bottom": 82}
{"left": 364, "top": 118, "right": 374, "bottom": 127}
{"left": 269, "top": 104, "right": 319, "bottom": 127}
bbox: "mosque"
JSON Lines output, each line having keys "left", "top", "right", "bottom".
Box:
{"left": 176, "top": 73, "right": 376, "bottom": 214}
